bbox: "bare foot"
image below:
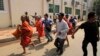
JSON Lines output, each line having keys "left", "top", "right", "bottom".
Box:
{"left": 30, "top": 43, "right": 35, "bottom": 47}
{"left": 22, "top": 51, "right": 26, "bottom": 54}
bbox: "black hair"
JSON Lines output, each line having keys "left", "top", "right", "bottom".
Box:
{"left": 25, "top": 12, "right": 28, "bottom": 15}
{"left": 44, "top": 13, "right": 48, "bottom": 17}
{"left": 59, "top": 13, "right": 64, "bottom": 17}
{"left": 65, "top": 14, "right": 69, "bottom": 17}
{"left": 88, "top": 12, "right": 95, "bottom": 20}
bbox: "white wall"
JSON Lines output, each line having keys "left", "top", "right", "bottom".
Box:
{"left": 10, "top": 0, "right": 43, "bottom": 26}
{"left": 0, "top": 0, "right": 11, "bottom": 28}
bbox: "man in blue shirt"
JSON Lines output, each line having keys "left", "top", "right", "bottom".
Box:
{"left": 42, "top": 14, "right": 53, "bottom": 42}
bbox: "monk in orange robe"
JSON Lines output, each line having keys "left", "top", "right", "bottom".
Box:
{"left": 12, "top": 16, "right": 34, "bottom": 54}
{"left": 35, "top": 16, "right": 45, "bottom": 42}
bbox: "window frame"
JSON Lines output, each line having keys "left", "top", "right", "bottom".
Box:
{"left": 55, "top": 5, "right": 59, "bottom": 13}
{"left": 48, "top": 4, "right": 59, "bottom": 13}
{"left": 84, "top": 0, "right": 87, "bottom": 2}
{"left": 0, "top": 0, "right": 4, "bottom": 11}
{"left": 83, "top": 10, "right": 86, "bottom": 16}
{"left": 65, "top": 7, "right": 72, "bottom": 14}
{"left": 75, "top": 9, "right": 80, "bottom": 15}
{"left": 49, "top": 4, "right": 54, "bottom": 13}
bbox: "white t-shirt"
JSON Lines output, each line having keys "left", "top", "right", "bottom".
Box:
{"left": 56, "top": 19, "right": 69, "bottom": 39}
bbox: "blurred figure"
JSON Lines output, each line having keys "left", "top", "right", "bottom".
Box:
{"left": 72, "top": 12, "right": 100, "bottom": 56}
{"left": 69, "top": 16, "right": 76, "bottom": 29}
{"left": 24, "top": 12, "right": 30, "bottom": 25}
{"left": 78, "top": 15, "right": 80, "bottom": 21}
{"left": 54, "top": 13, "right": 69, "bottom": 55}
{"left": 63, "top": 14, "right": 73, "bottom": 46}
{"left": 12, "top": 16, "right": 34, "bottom": 54}
{"left": 42, "top": 13, "right": 53, "bottom": 42}
{"left": 31, "top": 12, "right": 38, "bottom": 24}
{"left": 35, "top": 16, "right": 45, "bottom": 43}
{"left": 53, "top": 15, "right": 57, "bottom": 24}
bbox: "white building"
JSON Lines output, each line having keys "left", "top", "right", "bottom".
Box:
{"left": 0, "top": 0, "right": 94, "bottom": 28}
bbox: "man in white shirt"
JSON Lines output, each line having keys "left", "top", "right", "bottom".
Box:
{"left": 54, "top": 13, "right": 69, "bottom": 55}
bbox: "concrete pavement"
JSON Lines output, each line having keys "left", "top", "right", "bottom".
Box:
{"left": 0, "top": 21, "right": 85, "bottom": 43}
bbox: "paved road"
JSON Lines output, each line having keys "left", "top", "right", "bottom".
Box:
{"left": 0, "top": 29, "right": 100, "bottom": 56}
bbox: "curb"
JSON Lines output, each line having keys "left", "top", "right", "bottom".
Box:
{"left": 0, "top": 30, "right": 55, "bottom": 43}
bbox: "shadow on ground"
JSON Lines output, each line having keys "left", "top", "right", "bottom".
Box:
{"left": 28, "top": 40, "right": 49, "bottom": 50}
{"left": 8, "top": 52, "right": 31, "bottom": 56}
{"left": 42, "top": 44, "right": 69, "bottom": 56}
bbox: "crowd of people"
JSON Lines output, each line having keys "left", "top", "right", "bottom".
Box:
{"left": 12, "top": 12, "right": 99, "bottom": 56}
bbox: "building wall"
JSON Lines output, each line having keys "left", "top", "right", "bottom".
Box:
{"left": 0, "top": 0, "right": 11, "bottom": 28}
{"left": 10, "top": 0, "right": 43, "bottom": 26}
{"left": 0, "top": 0, "right": 94, "bottom": 28}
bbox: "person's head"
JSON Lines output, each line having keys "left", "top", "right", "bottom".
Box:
{"left": 21, "top": 16, "right": 25, "bottom": 23}
{"left": 35, "top": 16, "right": 41, "bottom": 21}
{"left": 65, "top": 14, "right": 69, "bottom": 19}
{"left": 44, "top": 13, "right": 48, "bottom": 19}
{"left": 35, "top": 12, "right": 37, "bottom": 16}
{"left": 74, "top": 16, "right": 76, "bottom": 18}
{"left": 88, "top": 12, "right": 96, "bottom": 22}
{"left": 25, "top": 12, "right": 28, "bottom": 16}
{"left": 50, "top": 15, "right": 52, "bottom": 18}
{"left": 58, "top": 13, "right": 64, "bottom": 21}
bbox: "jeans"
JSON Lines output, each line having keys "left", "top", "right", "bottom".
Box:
{"left": 54, "top": 38, "right": 65, "bottom": 54}
{"left": 82, "top": 40, "right": 97, "bottom": 56}
{"left": 45, "top": 29, "right": 53, "bottom": 42}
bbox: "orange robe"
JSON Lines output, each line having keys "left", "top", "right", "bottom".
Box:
{"left": 35, "top": 20, "right": 45, "bottom": 37}
{"left": 63, "top": 17, "right": 73, "bottom": 35}
{"left": 12, "top": 21, "right": 33, "bottom": 47}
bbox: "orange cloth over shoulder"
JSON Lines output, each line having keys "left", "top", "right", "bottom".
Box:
{"left": 35, "top": 20, "right": 45, "bottom": 37}
{"left": 21, "top": 21, "right": 33, "bottom": 47}
{"left": 63, "top": 16, "right": 73, "bottom": 35}
{"left": 12, "top": 21, "right": 33, "bottom": 47}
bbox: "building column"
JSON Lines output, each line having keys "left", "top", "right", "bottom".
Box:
{"left": 80, "top": 0, "right": 83, "bottom": 20}
{"left": 72, "top": 0, "right": 76, "bottom": 16}
{"left": 61, "top": 0, "right": 64, "bottom": 13}
{"left": 42, "top": 0, "right": 44, "bottom": 17}
{"left": 8, "top": 0, "right": 12, "bottom": 27}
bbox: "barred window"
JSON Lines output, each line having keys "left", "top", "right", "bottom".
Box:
{"left": 49, "top": 4, "right": 59, "bottom": 13}
{"left": 49, "top": 4, "right": 54, "bottom": 13}
{"left": 84, "top": 0, "right": 87, "bottom": 2}
{"left": 0, "top": 0, "right": 4, "bottom": 10}
{"left": 83, "top": 10, "right": 86, "bottom": 15}
{"left": 55, "top": 5, "right": 59, "bottom": 13}
{"left": 76, "top": 9, "right": 80, "bottom": 15}
{"left": 65, "top": 7, "right": 72, "bottom": 14}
